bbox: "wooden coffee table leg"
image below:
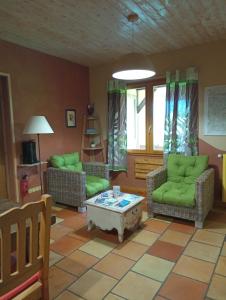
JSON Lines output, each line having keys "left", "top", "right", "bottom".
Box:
{"left": 118, "top": 227, "right": 124, "bottom": 243}
{"left": 88, "top": 220, "right": 94, "bottom": 231}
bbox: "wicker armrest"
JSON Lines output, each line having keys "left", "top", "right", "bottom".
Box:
{"left": 47, "top": 167, "right": 86, "bottom": 192}
{"left": 83, "top": 162, "right": 109, "bottom": 180}
{"left": 46, "top": 167, "right": 86, "bottom": 207}
{"left": 195, "top": 168, "right": 214, "bottom": 215}
{"left": 147, "top": 166, "right": 167, "bottom": 193}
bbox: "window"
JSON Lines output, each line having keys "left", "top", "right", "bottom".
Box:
{"left": 127, "top": 87, "right": 146, "bottom": 150}
{"left": 126, "top": 79, "right": 166, "bottom": 153}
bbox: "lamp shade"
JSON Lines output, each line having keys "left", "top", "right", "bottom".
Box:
{"left": 112, "top": 53, "right": 156, "bottom": 80}
{"left": 23, "top": 116, "right": 54, "bottom": 134}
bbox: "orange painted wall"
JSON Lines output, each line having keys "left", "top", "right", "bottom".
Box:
{"left": 0, "top": 39, "right": 89, "bottom": 200}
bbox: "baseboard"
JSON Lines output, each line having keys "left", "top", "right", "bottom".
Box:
{"left": 120, "top": 185, "right": 146, "bottom": 196}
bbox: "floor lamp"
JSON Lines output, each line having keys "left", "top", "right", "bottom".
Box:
{"left": 23, "top": 116, "right": 54, "bottom": 194}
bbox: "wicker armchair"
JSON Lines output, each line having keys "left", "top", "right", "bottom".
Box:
{"left": 47, "top": 162, "right": 109, "bottom": 209}
{"left": 146, "top": 156, "right": 214, "bottom": 228}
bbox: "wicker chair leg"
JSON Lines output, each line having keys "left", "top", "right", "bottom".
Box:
{"left": 195, "top": 220, "right": 204, "bottom": 229}
{"left": 148, "top": 211, "right": 155, "bottom": 218}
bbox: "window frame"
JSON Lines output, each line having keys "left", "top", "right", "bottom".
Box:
{"left": 127, "top": 78, "right": 166, "bottom": 155}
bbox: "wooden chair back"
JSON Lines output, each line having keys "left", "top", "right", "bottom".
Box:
{"left": 0, "top": 194, "right": 52, "bottom": 300}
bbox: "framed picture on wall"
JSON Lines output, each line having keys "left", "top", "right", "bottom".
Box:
{"left": 65, "top": 109, "right": 76, "bottom": 128}
{"left": 204, "top": 85, "right": 226, "bottom": 135}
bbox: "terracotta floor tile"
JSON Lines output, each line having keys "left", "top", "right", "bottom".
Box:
{"left": 132, "top": 254, "right": 174, "bottom": 282}
{"left": 207, "top": 274, "right": 226, "bottom": 299}
{"left": 215, "top": 256, "right": 226, "bottom": 276}
{"left": 50, "top": 235, "right": 85, "bottom": 256}
{"left": 55, "top": 216, "right": 64, "bottom": 225}
{"left": 56, "top": 249, "right": 99, "bottom": 276}
{"left": 68, "top": 226, "right": 98, "bottom": 242}
{"left": 68, "top": 269, "right": 117, "bottom": 300}
{"left": 104, "top": 294, "right": 124, "bottom": 300}
{"left": 173, "top": 255, "right": 214, "bottom": 283}
{"left": 159, "top": 273, "right": 208, "bottom": 300}
{"left": 147, "top": 240, "right": 184, "bottom": 262}
{"left": 95, "top": 228, "right": 121, "bottom": 244}
{"left": 221, "top": 242, "right": 226, "bottom": 256}
{"left": 49, "top": 266, "right": 76, "bottom": 299}
{"left": 129, "top": 229, "right": 159, "bottom": 246}
{"left": 155, "top": 215, "right": 174, "bottom": 222}
{"left": 52, "top": 205, "right": 64, "bottom": 212}
{"left": 55, "top": 208, "right": 79, "bottom": 219}
{"left": 184, "top": 241, "right": 221, "bottom": 263}
{"left": 50, "top": 224, "right": 73, "bottom": 241}
{"left": 204, "top": 220, "right": 226, "bottom": 235}
{"left": 93, "top": 253, "right": 135, "bottom": 279}
{"left": 192, "top": 229, "right": 224, "bottom": 247}
{"left": 160, "top": 229, "right": 191, "bottom": 247}
{"left": 144, "top": 219, "right": 170, "bottom": 234}
{"left": 48, "top": 204, "right": 226, "bottom": 300}
{"left": 62, "top": 215, "right": 87, "bottom": 230}
{"left": 79, "top": 237, "right": 116, "bottom": 258}
{"left": 113, "top": 240, "right": 148, "bottom": 261}
{"left": 206, "top": 210, "right": 226, "bottom": 223}
{"left": 168, "top": 221, "right": 195, "bottom": 234}
{"left": 49, "top": 250, "right": 63, "bottom": 267}
{"left": 55, "top": 290, "right": 83, "bottom": 300}
{"left": 112, "top": 271, "right": 161, "bottom": 300}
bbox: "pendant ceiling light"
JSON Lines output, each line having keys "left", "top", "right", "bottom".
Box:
{"left": 112, "top": 13, "right": 156, "bottom": 81}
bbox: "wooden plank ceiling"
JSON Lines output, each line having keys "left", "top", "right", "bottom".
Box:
{"left": 0, "top": 0, "right": 225, "bottom": 66}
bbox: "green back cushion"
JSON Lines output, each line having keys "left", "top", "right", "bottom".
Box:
{"left": 152, "top": 154, "right": 208, "bottom": 207}
{"left": 86, "top": 175, "right": 110, "bottom": 197}
{"left": 63, "top": 152, "right": 79, "bottom": 165}
{"left": 59, "top": 162, "right": 83, "bottom": 172}
{"left": 167, "top": 154, "right": 208, "bottom": 184}
{"left": 50, "top": 155, "right": 65, "bottom": 168}
{"left": 50, "top": 152, "right": 81, "bottom": 171}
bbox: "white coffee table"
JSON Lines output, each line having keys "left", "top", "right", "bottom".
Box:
{"left": 85, "top": 190, "right": 144, "bottom": 242}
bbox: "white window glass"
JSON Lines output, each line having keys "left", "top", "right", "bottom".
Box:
{"left": 153, "top": 85, "right": 166, "bottom": 151}
{"left": 127, "top": 87, "right": 146, "bottom": 150}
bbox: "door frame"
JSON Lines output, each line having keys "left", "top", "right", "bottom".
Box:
{"left": 0, "top": 72, "right": 18, "bottom": 202}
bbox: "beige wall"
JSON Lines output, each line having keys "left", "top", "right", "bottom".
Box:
{"left": 90, "top": 39, "right": 226, "bottom": 150}
{"left": 90, "top": 40, "right": 226, "bottom": 199}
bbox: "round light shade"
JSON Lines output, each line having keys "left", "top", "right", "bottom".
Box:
{"left": 112, "top": 53, "right": 156, "bottom": 80}
{"left": 23, "top": 116, "right": 54, "bottom": 134}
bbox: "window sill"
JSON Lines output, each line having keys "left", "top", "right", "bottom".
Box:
{"left": 127, "top": 151, "right": 163, "bottom": 157}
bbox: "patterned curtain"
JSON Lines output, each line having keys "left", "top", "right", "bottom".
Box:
{"left": 164, "top": 67, "right": 198, "bottom": 155}
{"left": 107, "top": 80, "right": 127, "bottom": 171}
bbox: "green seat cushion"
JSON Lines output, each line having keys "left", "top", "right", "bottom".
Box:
{"left": 63, "top": 152, "right": 80, "bottom": 166}
{"left": 167, "top": 154, "right": 208, "bottom": 184}
{"left": 86, "top": 175, "right": 110, "bottom": 197}
{"left": 153, "top": 181, "right": 195, "bottom": 208}
{"left": 59, "top": 162, "right": 83, "bottom": 172}
{"left": 50, "top": 155, "right": 65, "bottom": 168}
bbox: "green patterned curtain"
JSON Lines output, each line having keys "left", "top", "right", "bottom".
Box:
{"left": 164, "top": 67, "right": 198, "bottom": 155}
{"left": 107, "top": 80, "right": 127, "bottom": 171}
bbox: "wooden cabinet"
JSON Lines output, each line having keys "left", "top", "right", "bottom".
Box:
{"left": 81, "top": 115, "right": 106, "bottom": 162}
{"left": 135, "top": 157, "right": 163, "bottom": 179}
